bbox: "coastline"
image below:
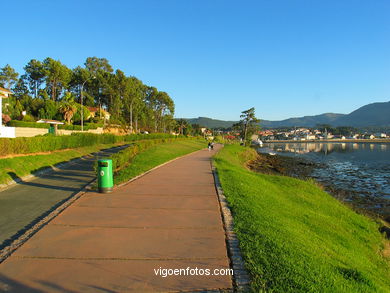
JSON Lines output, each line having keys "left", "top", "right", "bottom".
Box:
{"left": 248, "top": 151, "right": 390, "bottom": 224}
{"left": 264, "top": 138, "right": 390, "bottom": 143}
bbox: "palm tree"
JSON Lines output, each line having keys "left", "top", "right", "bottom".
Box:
{"left": 60, "top": 93, "right": 77, "bottom": 124}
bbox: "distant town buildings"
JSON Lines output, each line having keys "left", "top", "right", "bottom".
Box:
{"left": 256, "top": 128, "right": 389, "bottom": 141}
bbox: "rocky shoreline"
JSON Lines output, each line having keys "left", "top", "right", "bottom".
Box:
{"left": 248, "top": 152, "right": 390, "bottom": 224}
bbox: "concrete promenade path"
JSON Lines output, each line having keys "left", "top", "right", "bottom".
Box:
{"left": 0, "top": 145, "right": 233, "bottom": 292}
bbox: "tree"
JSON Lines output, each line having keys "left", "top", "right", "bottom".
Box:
{"left": 73, "top": 104, "right": 91, "bottom": 124}
{"left": 38, "top": 100, "right": 58, "bottom": 120}
{"left": 12, "top": 77, "right": 30, "bottom": 98}
{"left": 176, "top": 119, "right": 189, "bottom": 135}
{"left": 84, "top": 57, "right": 114, "bottom": 108}
{"left": 145, "top": 88, "right": 175, "bottom": 132}
{"left": 0, "top": 64, "right": 19, "bottom": 89}
{"left": 2, "top": 58, "right": 177, "bottom": 132}
{"left": 43, "top": 58, "right": 71, "bottom": 101}
{"left": 236, "top": 107, "right": 260, "bottom": 145}
{"left": 156, "top": 91, "right": 174, "bottom": 132}
{"left": 24, "top": 59, "right": 45, "bottom": 97}
{"left": 121, "top": 76, "right": 143, "bottom": 132}
{"left": 85, "top": 57, "right": 113, "bottom": 75}
{"left": 191, "top": 124, "right": 203, "bottom": 136}
{"left": 59, "top": 93, "right": 77, "bottom": 124}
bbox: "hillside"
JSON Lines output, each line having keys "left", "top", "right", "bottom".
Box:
{"left": 185, "top": 117, "right": 237, "bottom": 128}
{"left": 261, "top": 113, "right": 345, "bottom": 128}
{"left": 334, "top": 101, "right": 390, "bottom": 127}
{"left": 184, "top": 101, "right": 390, "bottom": 128}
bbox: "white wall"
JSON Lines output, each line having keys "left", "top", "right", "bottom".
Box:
{"left": 0, "top": 126, "right": 16, "bottom": 138}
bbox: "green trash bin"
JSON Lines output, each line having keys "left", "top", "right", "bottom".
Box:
{"left": 97, "top": 159, "right": 113, "bottom": 193}
{"left": 48, "top": 125, "right": 55, "bottom": 134}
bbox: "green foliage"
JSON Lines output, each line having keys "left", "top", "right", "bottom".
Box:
{"left": 97, "top": 137, "right": 181, "bottom": 173}
{"left": 38, "top": 99, "right": 59, "bottom": 119}
{"left": 24, "top": 59, "right": 45, "bottom": 97}
{"left": 0, "top": 133, "right": 177, "bottom": 156}
{"left": 8, "top": 120, "right": 50, "bottom": 128}
{"left": 8, "top": 57, "right": 177, "bottom": 133}
{"left": 112, "top": 139, "right": 205, "bottom": 185}
{"left": 0, "top": 144, "right": 118, "bottom": 186}
{"left": 214, "top": 145, "right": 390, "bottom": 292}
{"left": 0, "top": 64, "right": 19, "bottom": 89}
{"left": 234, "top": 107, "right": 260, "bottom": 145}
{"left": 21, "top": 114, "right": 35, "bottom": 122}
{"left": 315, "top": 124, "right": 359, "bottom": 136}
{"left": 8, "top": 120, "right": 102, "bottom": 130}
{"left": 43, "top": 57, "right": 72, "bottom": 101}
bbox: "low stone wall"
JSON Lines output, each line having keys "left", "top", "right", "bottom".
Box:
{"left": 15, "top": 127, "right": 104, "bottom": 137}
{"left": 56, "top": 127, "right": 104, "bottom": 136}
{"left": 15, "top": 127, "right": 47, "bottom": 137}
{"left": 103, "top": 127, "right": 129, "bottom": 135}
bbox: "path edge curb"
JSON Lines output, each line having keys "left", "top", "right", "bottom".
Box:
{"left": 211, "top": 146, "right": 252, "bottom": 292}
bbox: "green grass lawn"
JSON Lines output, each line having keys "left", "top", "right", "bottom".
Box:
{"left": 114, "top": 139, "right": 206, "bottom": 184}
{"left": 0, "top": 143, "right": 121, "bottom": 185}
{"left": 213, "top": 145, "right": 390, "bottom": 292}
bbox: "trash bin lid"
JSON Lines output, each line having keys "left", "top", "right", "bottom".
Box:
{"left": 98, "top": 159, "right": 112, "bottom": 167}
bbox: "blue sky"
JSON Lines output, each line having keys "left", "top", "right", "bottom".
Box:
{"left": 1, "top": 0, "right": 389, "bottom": 121}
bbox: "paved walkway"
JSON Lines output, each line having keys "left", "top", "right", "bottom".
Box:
{"left": 0, "top": 145, "right": 129, "bottom": 248}
{"left": 0, "top": 145, "right": 233, "bottom": 292}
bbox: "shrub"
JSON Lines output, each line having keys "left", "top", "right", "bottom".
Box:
{"left": 7, "top": 120, "right": 104, "bottom": 131}
{"left": 2, "top": 114, "right": 11, "bottom": 125}
{"left": 0, "top": 133, "right": 179, "bottom": 156}
{"left": 22, "top": 114, "right": 36, "bottom": 122}
{"left": 95, "top": 137, "right": 184, "bottom": 172}
{"left": 8, "top": 120, "right": 50, "bottom": 129}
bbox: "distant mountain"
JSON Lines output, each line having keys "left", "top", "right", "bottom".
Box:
{"left": 261, "top": 113, "right": 345, "bottom": 128}
{"left": 334, "top": 101, "right": 390, "bottom": 127}
{"left": 185, "top": 117, "right": 237, "bottom": 129}
{"left": 184, "top": 101, "right": 390, "bottom": 129}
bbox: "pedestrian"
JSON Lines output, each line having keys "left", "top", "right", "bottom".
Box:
{"left": 208, "top": 142, "right": 211, "bottom": 151}
{"left": 211, "top": 142, "right": 214, "bottom": 150}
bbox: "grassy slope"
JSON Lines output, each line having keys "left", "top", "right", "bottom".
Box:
{"left": 114, "top": 139, "right": 206, "bottom": 184}
{"left": 214, "top": 145, "right": 390, "bottom": 292}
{"left": 0, "top": 143, "right": 121, "bottom": 185}
{"left": 0, "top": 139, "right": 206, "bottom": 186}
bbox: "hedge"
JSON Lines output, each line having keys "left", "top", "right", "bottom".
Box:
{"left": 95, "top": 137, "right": 185, "bottom": 172}
{"left": 8, "top": 120, "right": 104, "bottom": 130}
{"left": 0, "top": 133, "right": 179, "bottom": 157}
{"left": 8, "top": 120, "right": 50, "bottom": 129}
{"left": 59, "top": 123, "right": 104, "bottom": 130}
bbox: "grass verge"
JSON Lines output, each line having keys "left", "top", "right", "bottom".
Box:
{"left": 0, "top": 143, "right": 121, "bottom": 185}
{"left": 114, "top": 139, "right": 206, "bottom": 185}
{"left": 213, "top": 144, "right": 390, "bottom": 292}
